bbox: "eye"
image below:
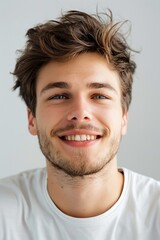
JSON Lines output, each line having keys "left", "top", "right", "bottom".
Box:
{"left": 92, "top": 94, "right": 109, "bottom": 100}
{"left": 93, "top": 95, "right": 106, "bottom": 99}
{"left": 51, "top": 95, "right": 65, "bottom": 99}
{"left": 48, "top": 93, "right": 70, "bottom": 100}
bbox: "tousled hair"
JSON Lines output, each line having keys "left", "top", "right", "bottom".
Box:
{"left": 13, "top": 10, "right": 136, "bottom": 115}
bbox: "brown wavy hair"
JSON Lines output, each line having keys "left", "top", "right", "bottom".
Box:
{"left": 12, "top": 10, "right": 136, "bottom": 116}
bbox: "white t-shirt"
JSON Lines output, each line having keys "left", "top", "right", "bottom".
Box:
{"left": 0, "top": 167, "right": 160, "bottom": 240}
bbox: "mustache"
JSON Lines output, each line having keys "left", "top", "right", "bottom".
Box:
{"left": 51, "top": 124, "right": 108, "bottom": 137}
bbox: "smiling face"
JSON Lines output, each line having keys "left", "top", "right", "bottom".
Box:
{"left": 28, "top": 52, "right": 128, "bottom": 177}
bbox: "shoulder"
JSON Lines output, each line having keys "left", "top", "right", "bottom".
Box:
{"left": 0, "top": 168, "right": 46, "bottom": 212}
{"left": 123, "top": 168, "right": 160, "bottom": 217}
{"left": 125, "top": 168, "right": 160, "bottom": 194}
{"left": 0, "top": 167, "right": 46, "bottom": 190}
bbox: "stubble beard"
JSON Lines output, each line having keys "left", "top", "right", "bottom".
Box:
{"left": 37, "top": 129, "right": 121, "bottom": 178}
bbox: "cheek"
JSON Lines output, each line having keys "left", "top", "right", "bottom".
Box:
{"left": 36, "top": 106, "right": 65, "bottom": 132}
{"left": 97, "top": 108, "right": 124, "bottom": 132}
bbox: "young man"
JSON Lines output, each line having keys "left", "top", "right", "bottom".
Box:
{"left": 0, "top": 10, "right": 160, "bottom": 239}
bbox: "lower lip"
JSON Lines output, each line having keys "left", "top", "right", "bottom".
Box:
{"left": 59, "top": 138, "right": 100, "bottom": 148}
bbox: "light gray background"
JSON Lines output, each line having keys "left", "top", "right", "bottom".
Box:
{"left": 0, "top": 0, "right": 160, "bottom": 179}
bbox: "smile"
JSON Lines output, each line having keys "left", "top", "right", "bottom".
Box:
{"left": 60, "top": 135, "right": 101, "bottom": 141}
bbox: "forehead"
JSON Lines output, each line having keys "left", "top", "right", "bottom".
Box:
{"left": 36, "top": 52, "right": 120, "bottom": 94}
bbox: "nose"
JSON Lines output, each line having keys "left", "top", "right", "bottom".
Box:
{"left": 67, "top": 97, "right": 92, "bottom": 122}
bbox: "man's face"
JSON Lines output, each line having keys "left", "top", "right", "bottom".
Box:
{"left": 28, "top": 52, "right": 128, "bottom": 177}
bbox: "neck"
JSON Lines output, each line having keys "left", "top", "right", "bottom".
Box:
{"left": 46, "top": 159, "right": 124, "bottom": 218}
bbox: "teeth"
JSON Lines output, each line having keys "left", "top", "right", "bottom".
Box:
{"left": 80, "top": 135, "right": 87, "bottom": 141}
{"left": 71, "top": 135, "right": 75, "bottom": 141}
{"left": 65, "top": 135, "right": 97, "bottom": 141}
{"left": 75, "top": 135, "right": 81, "bottom": 141}
{"left": 90, "top": 135, "right": 95, "bottom": 140}
{"left": 68, "top": 136, "right": 71, "bottom": 141}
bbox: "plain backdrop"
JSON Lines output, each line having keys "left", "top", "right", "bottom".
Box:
{"left": 0, "top": 0, "right": 160, "bottom": 179}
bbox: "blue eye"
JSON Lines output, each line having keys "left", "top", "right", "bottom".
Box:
{"left": 48, "top": 94, "right": 68, "bottom": 100}
{"left": 94, "top": 95, "right": 106, "bottom": 99}
{"left": 92, "top": 94, "right": 108, "bottom": 99}
{"left": 53, "top": 95, "right": 66, "bottom": 99}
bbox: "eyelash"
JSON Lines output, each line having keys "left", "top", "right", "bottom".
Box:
{"left": 48, "top": 94, "right": 69, "bottom": 100}
{"left": 47, "top": 93, "right": 110, "bottom": 101}
{"left": 91, "top": 94, "right": 109, "bottom": 100}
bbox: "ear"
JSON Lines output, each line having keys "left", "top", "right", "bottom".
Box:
{"left": 27, "top": 108, "right": 37, "bottom": 136}
{"left": 121, "top": 112, "right": 128, "bottom": 136}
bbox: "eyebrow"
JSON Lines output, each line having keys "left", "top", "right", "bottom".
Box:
{"left": 87, "top": 82, "right": 117, "bottom": 94}
{"left": 40, "top": 81, "right": 117, "bottom": 95}
{"left": 40, "top": 82, "right": 70, "bottom": 95}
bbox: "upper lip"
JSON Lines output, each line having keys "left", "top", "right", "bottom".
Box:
{"left": 57, "top": 129, "right": 103, "bottom": 137}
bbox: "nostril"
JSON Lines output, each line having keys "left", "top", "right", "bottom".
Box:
{"left": 67, "top": 110, "right": 92, "bottom": 121}
{"left": 71, "top": 117, "right": 78, "bottom": 120}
